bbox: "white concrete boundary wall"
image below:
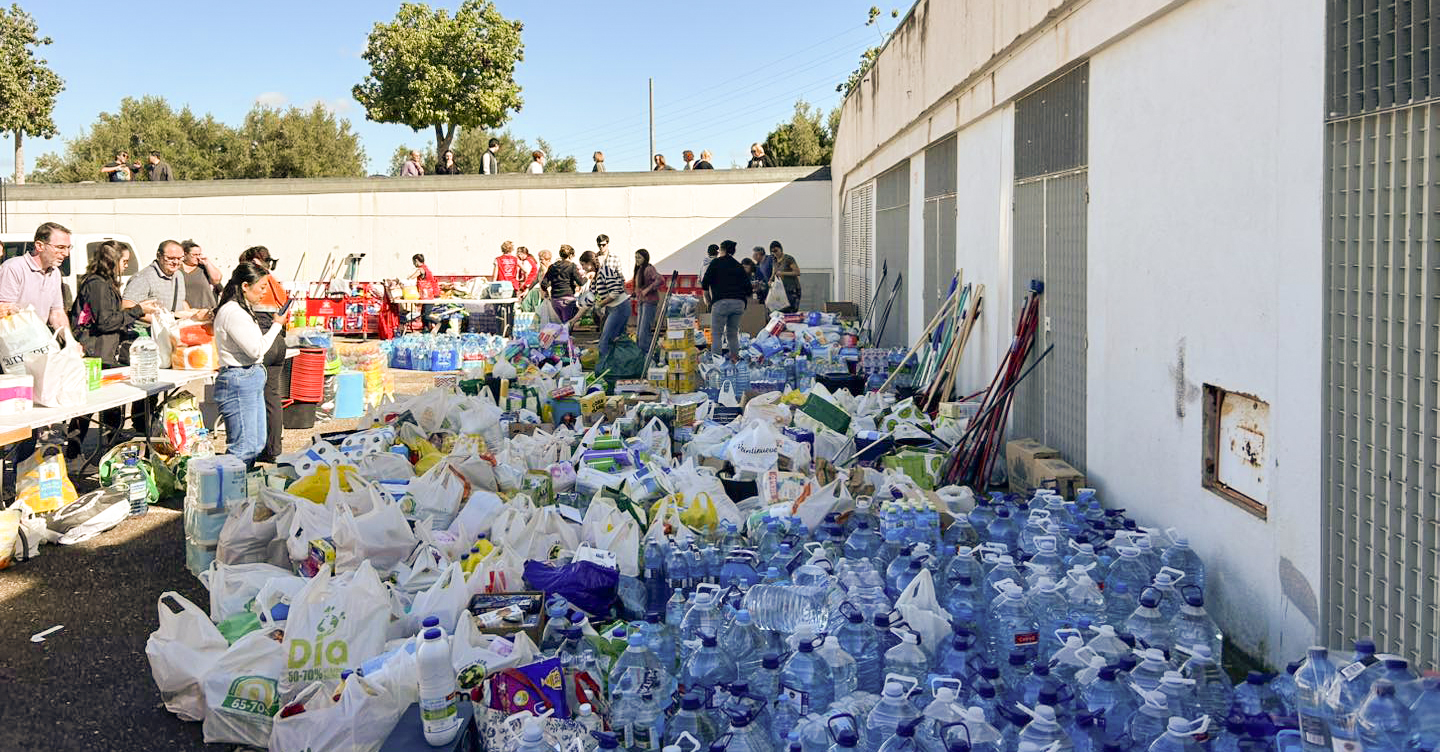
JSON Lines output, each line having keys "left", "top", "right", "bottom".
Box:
{"left": 3, "top": 168, "right": 831, "bottom": 285}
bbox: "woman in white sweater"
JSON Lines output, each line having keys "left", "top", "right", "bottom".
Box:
{"left": 212, "top": 261, "right": 290, "bottom": 464}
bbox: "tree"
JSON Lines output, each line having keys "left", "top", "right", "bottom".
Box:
{"left": 388, "top": 128, "right": 574, "bottom": 175}
{"left": 762, "top": 100, "right": 839, "bottom": 167}
{"left": 353, "top": 0, "right": 524, "bottom": 159}
{"left": 0, "top": 4, "right": 64, "bottom": 184}
{"left": 238, "top": 104, "right": 366, "bottom": 179}
{"left": 837, "top": 6, "right": 899, "bottom": 98}
{"left": 30, "top": 97, "right": 364, "bottom": 182}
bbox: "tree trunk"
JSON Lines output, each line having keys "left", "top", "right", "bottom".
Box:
{"left": 434, "top": 123, "right": 456, "bottom": 159}
{"left": 13, "top": 130, "right": 24, "bottom": 185}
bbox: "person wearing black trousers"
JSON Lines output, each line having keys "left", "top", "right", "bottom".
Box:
{"left": 238, "top": 246, "right": 288, "bottom": 463}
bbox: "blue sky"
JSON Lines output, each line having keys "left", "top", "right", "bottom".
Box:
{"left": 6, "top": 0, "right": 894, "bottom": 177}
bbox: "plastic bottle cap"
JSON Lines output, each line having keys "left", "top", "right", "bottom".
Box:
{"left": 763, "top": 654, "right": 781, "bottom": 669}
{"left": 1355, "top": 638, "right": 1376, "bottom": 653}
{"left": 1246, "top": 671, "right": 1266, "bottom": 685}
{"left": 883, "top": 681, "right": 905, "bottom": 697}
{"left": 424, "top": 627, "right": 442, "bottom": 640}
{"left": 422, "top": 616, "right": 440, "bottom": 628}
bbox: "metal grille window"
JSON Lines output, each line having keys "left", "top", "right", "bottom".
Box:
{"left": 1327, "top": 0, "right": 1438, "bottom": 118}
{"left": 841, "top": 182, "right": 874, "bottom": 316}
{"left": 1323, "top": 102, "right": 1440, "bottom": 668}
{"left": 1012, "top": 63, "right": 1089, "bottom": 472}
{"left": 924, "top": 135, "right": 959, "bottom": 323}
{"left": 874, "top": 162, "right": 911, "bottom": 347}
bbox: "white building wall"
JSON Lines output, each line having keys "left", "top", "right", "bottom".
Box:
{"left": 5, "top": 170, "right": 832, "bottom": 285}
{"left": 832, "top": 0, "right": 1326, "bottom": 666}
{"left": 1087, "top": 0, "right": 1326, "bottom": 662}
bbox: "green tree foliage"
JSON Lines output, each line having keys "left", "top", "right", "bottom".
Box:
{"left": 30, "top": 97, "right": 365, "bottom": 182}
{"left": 388, "top": 128, "right": 575, "bottom": 175}
{"left": 238, "top": 104, "right": 367, "bottom": 179}
{"left": 0, "top": 4, "right": 65, "bottom": 184}
{"left": 354, "top": 0, "right": 524, "bottom": 158}
{"left": 837, "top": 6, "right": 899, "bottom": 97}
{"left": 762, "top": 100, "right": 839, "bottom": 167}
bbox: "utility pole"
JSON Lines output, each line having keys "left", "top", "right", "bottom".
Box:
{"left": 648, "top": 78, "right": 655, "bottom": 170}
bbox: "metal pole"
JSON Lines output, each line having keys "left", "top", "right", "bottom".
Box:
{"left": 648, "top": 78, "right": 655, "bottom": 169}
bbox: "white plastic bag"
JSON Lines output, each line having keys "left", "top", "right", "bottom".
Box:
{"left": 403, "top": 459, "right": 467, "bottom": 530}
{"left": 407, "top": 560, "right": 470, "bottom": 634}
{"left": 471, "top": 544, "right": 526, "bottom": 594}
{"left": 894, "top": 567, "right": 951, "bottom": 657}
{"left": 329, "top": 462, "right": 382, "bottom": 515}
{"left": 352, "top": 450, "right": 414, "bottom": 481}
{"left": 447, "top": 489, "right": 506, "bottom": 538}
{"left": 0, "top": 306, "right": 57, "bottom": 374}
{"left": 451, "top": 615, "right": 536, "bottom": 688}
{"left": 217, "top": 489, "right": 297, "bottom": 568}
{"left": 726, "top": 419, "right": 782, "bottom": 475}
{"left": 637, "top": 417, "right": 672, "bottom": 461}
{"left": 270, "top": 675, "right": 409, "bottom": 752}
{"left": 201, "top": 627, "right": 287, "bottom": 746}
{"left": 285, "top": 497, "right": 336, "bottom": 565}
{"left": 201, "top": 561, "right": 298, "bottom": 623}
{"left": 150, "top": 310, "right": 179, "bottom": 367}
{"left": 765, "top": 278, "right": 790, "bottom": 311}
{"left": 580, "top": 497, "right": 640, "bottom": 576}
{"left": 24, "top": 329, "right": 86, "bottom": 407}
{"left": 333, "top": 493, "right": 417, "bottom": 575}
{"left": 146, "top": 591, "right": 228, "bottom": 722}
{"left": 280, "top": 563, "right": 390, "bottom": 696}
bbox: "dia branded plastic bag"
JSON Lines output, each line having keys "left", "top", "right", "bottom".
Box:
{"left": 280, "top": 563, "right": 390, "bottom": 697}
{"left": 201, "top": 627, "right": 287, "bottom": 746}
{"left": 147, "top": 591, "right": 228, "bottom": 722}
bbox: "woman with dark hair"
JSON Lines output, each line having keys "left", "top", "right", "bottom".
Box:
{"left": 212, "top": 261, "right": 291, "bottom": 464}
{"left": 435, "top": 150, "right": 460, "bottom": 175}
{"left": 67, "top": 241, "right": 159, "bottom": 456}
{"left": 541, "top": 245, "right": 585, "bottom": 323}
{"left": 633, "top": 248, "right": 663, "bottom": 353}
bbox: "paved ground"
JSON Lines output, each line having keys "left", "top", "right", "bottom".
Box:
{"left": 0, "top": 368, "right": 437, "bottom": 752}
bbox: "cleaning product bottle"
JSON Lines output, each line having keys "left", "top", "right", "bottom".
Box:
{"left": 417, "top": 626, "right": 461, "bottom": 745}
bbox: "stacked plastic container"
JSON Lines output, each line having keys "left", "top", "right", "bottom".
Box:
{"left": 184, "top": 455, "right": 247, "bottom": 578}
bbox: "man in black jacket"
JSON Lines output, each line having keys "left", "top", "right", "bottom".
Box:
{"left": 700, "top": 239, "right": 751, "bottom": 361}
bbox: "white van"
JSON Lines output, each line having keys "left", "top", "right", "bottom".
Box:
{"left": 0, "top": 233, "right": 143, "bottom": 308}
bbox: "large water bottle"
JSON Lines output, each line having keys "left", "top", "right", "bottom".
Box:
{"left": 1179, "top": 644, "right": 1233, "bottom": 720}
{"left": 1326, "top": 639, "right": 1380, "bottom": 749}
{"left": 1086, "top": 624, "right": 1130, "bottom": 664}
{"left": 1170, "top": 587, "right": 1223, "bottom": 660}
{"left": 819, "top": 636, "right": 858, "bottom": 697}
{"left": 982, "top": 555, "right": 1026, "bottom": 596}
{"left": 719, "top": 609, "right": 767, "bottom": 675}
{"left": 1159, "top": 529, "right": 1206, "bottom": 591}
{"left": 718, "top": 707, "right": 772, "bottom": 752}
{"left": 1105, "top": 547, "right": 1152, "bottom": 597}
{"left": 612, "top": 631, "right": 672, "bottom": 698}
{"left": 683, "top": 633, "right": 737, "bottom": 711}
{"left": 1294, "top": 646, "right": 1338, "bottom": 752}
{"left": 1063, "top": 565, "right": 1106, "bottom": 627}
{"left": 1356, "top": 679, "right": 1411, "bottom": 752}
{"left": 918, "top": 681, "right": 966, "bottom": 750}
{"left": 1082, "top": 666, "right": 1138, "bottom": 745}
{"left": 1127, "top": 688, "right": 1173, "bottom": 749}
{"left": 987, "top": 580, "right": 1040, "bottom": 663}
{"left": 935, "top": 627, "right": 983, "bottom": 686}
{"left": 1366, "top": 657, "right": 1419, "bottom": 707}
{"left": 129, "top": 333, "right": 159, "bottom": 384}
{"left": 1146, "top": 716, "right": 1211, "bottom": 752}
{"left": 1026, "top": 536, "right": 1067, "bottom": 586}
{"left": 667, "top": 693, "right": 718, "bottom": 749}
{"left": 844, "top": 521, "right": 884, "bottom": 563}
{"left": 866, "top": 678, "right": 922, "bottom": 752}
{"left": 780, "top": 633, "right": 834, "bottom": 717}
{"left": 114, "top": 454, "right": 150, "bottom": 517}
{"left": 836, "top": 609, "right": 882, "bottom": 693}
{"left": 1125, "top": 588, "right": 1174, "bottom": 653}
{"left": 1015, "top": 704, "right": 1075, "bottom": 752}
{"left": 1234, "top": 671, "right": 1286, "bottom": 721}
{"left": 986, "top": 506, "right": 1020, "bottom": 552}
{"left": 1130, "top": 648, "right": 1174, "bottom": 693}
{"left": 1025, "top": 577, "right": 1071, "bottom": 657}
{"left": 876, "top": 717, "right": 925, "bottom": 752}
{"left": 1149, "top": 568, "right": 1187, "bottom": 621}
{"left": 1102, "top": 581, "right": 1138, "bottom": 627}
{"left": 1407, "top": 677, "right": 1440, "bottom": 752}
{"left": 941, "top": 574, "right": 984, "bottom": 635}
{"left": 883, "top": 630, "right": 929, "bottom": 696}
{"left": 1158, "top": 671, "right": 1199, "bottom": 719}
{"left": 417, "top": 627, "right": 461, "bottom": 745}
{"left": 539, "top": 597, "right": 572, "bottom": 651}
{"left": 513, "top": 718, "right": 552, "bottom": 752}
{"left": 680, "top": 586, "right": 726, "bottom": 650}
{"left": 744, "top": 582, "right": 829, "bottom": 635}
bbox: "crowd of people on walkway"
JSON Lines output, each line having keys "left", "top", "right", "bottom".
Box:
{"left": 0, "top": 222, "right": 292, "bottom": 468}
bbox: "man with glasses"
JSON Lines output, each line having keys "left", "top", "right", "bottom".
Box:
{"left": 0, "top": 222, "right": 72, "bottom": 332}
{"left": 124, "top": 240, "right": 207, "bottom": 324}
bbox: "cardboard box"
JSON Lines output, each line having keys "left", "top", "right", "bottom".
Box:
{"left": 739, "top": 303, "right": 770, "bottom": 337}
{"left": 1029, "top": 457, "right": 1086, "bottom": 499}
{"left": 578, "top": 391, "right": 606, "bottom": 415}
{"left": 825, "top": 301, "right": 861, "bottom": 318}
{"left": 1006, "top": 438, "right": 1059, "bottom": 489}
{"left": 467, "top": 591, "right": 547, "bottom": 646}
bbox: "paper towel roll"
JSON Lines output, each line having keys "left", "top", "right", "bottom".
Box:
{"left": 187, "top": 455, "right": 247, "bottom": 509}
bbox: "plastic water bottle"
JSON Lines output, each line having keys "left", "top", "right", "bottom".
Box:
{"left": 1178, "top": 644, "right": 1232, "bottom": 720}
{"left": 1086, "top": 624, "right": 1130, "bottom": 664}
{"left": 1015, "top": 704, "right": 1075, "bottom": 752}
{"left": 1124, "top": 588, "right": 1174, "bottom": 652}
{"left": 845, "top": 521, "right": 884, "bottom": 562}
{"left": 1406, "top": 677, "right": 1440, "bottom": 752}
{"left": 1130, "top": 648, "right": 1174, "bottom": 693}
{"left": 867, "top": 678, "right": 922, "bottom": 752}
{"left": 667, "top": 693, "right": 718, "bottom": 749}
{"left": 1157, "top": 670, "right": 1199, "bottom": 719}
{"left": 129, "top": 334, "right": 159, "bottom": 385}
{"left": 1327, "top": 639, "right": 1381, "bottom": 749}
{"left": 986, "top": 580, "right": 1040, "bottom": 663}
{"left": 982, "top": 555, "right": 1027, "bottom": 596}
{"left": 1102, "top": 581, "right": 1137, "bottom": 628}
{"left": 1294, "top": 646, "right": 1338, "bottom": 752}
{"left": 680, "top": 586, "right": 726, "bottom": 652}
{"left": 540, "top": 597, "right": 572, "bottom": 651}
{"left": 683, "top": 633, "right": 737, "bottom": 709}
{"left": 1159, "top": 530, "right": 1206, "bottom": 591}
{"left": 837, "top": 609, "right": 883, "bottom": 693}
{"left": 781, "top": 632, "right": 834, "bottom": 717}
{"left": 1271, "top": 660, "right": 1303, "bottom": 717}
{"left": 1147, "top": 717, "right": 1211, "bottom": 752}
{"left": 1026, "top": 577, "right": 1071, "bottom": 657}
{"left": 719, "top": 609, "right": 767, "bottom": 675}
{"left": 919, "top": 681, "right": 966, "bottom": 750}
{"left": 417, "top": 627, "right": 461, "bottom": 745}
{"left": 1233, "top": 671, "right": 1285, "bottom": 720}
{"left": 628, "top": 691, "right": 667, "bottom": 751}
{"left": 883, "top": 630, "right": 929, "bottom": 694}
{"left": 1127, "top": 688, "right": 1173, "bottom": 749}
{"left": 1105, "top": 547, "right": 1151, "bottom": 597}
{"left": 115, "top": 454, "right": 150, "bottom": 517}
{"left": 986, "top": 506, "right": 1020, "bottom": 552}
{"left": 719, "top": 708, "right": 772, "bottom": 752}
{"left": 1026, "top": 537, "right": 1067, "bottom": 586}
{"left": 819, "top": 636, "right": 858, "bottom": 697}
{"left": 877, "top": 717, "right": 926, "bottom": 752}
{"left": 514, "top": 717, "right": 552, "bottom": 752}
{"left": 1063, "top": 565, "right": 1106, "bottom": 627}
{"left": 935, "top": 627, "right": 983, "bottom": 686}
{"left": 1356, "top": 679, "right": 1410, "bottom": 752}
{"left": 1367, "top": 657, "right": 1419, "bottom": 706}
{"left": 613, "top": 631, "right": 672, "bottom": 698}
{"left": 1170, "top": 588, "right": 1223, "bottom": 660}
{"left": 1082, "top": 666, "right": 1138, "bottom": 745}
{"left": 1149, "top": 568, "right": 1187, "bottom": 621}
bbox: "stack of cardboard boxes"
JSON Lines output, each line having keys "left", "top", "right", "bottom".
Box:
{"left": 1006, "top": 437, "right": 1086, "bottom": 498}
{"left": 662, "top": 317, "right": 698, "bottom": 393}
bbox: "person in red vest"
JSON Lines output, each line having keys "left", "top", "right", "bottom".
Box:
{"left": 493, "top": 241, "right": 520, "bottom": 290}
{"left": 515, "top": 246, "right": 539, "bottom": 292}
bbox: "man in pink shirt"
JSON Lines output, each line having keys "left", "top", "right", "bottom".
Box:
{"left": 0, "top": 221, "right": 72, "bottom": 332}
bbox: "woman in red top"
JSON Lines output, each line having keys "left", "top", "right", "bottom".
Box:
{"left": 633, "top": 248, "right": 664, "bottom": 354}
{"left": 515, "top": 246, "right": 539, "bottom": 291}
{"left": 493, "top": 241, "right": 520, "bottom": 290}
{"left": 409, "top": 253, "right": 441, "bottom": 332}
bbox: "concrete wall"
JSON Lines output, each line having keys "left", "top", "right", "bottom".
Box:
{"left": 831, "top": 0, "right": 1325, "bottom": 666}
{"left": 3, "top": 168, "right": 831, "bottom": 285}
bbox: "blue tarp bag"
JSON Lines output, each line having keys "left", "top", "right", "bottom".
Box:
{"left": 522, "top": 559, "right": 620, "bottom": 616}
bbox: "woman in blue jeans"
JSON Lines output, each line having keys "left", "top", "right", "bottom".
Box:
{"left": 580, "top": 249, "right": 631, "bottom": 359}
{"left": 212, "top": 262, "right": 290, "bottom": 464}
{"left": 632, "top": 248, "right": 663, "bottom": 356}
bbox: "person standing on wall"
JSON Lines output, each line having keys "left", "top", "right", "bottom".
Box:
{"left": 481, "top": 138, "right": 500, "bottom": 174}
{"left": 591, "top": 151, "right": 606, "bottom": 172}
{"left": 701, "top": 240, "right": 750, "bottom": 362}
{"left": 747, "top": 143, "right": 773, "bottom": 168}
{"left": 212, "top": 261, "right": 291, "bottom": 465}
{"left": 402, "top": 150, "right": 426, "bottom": 177}
{"left": 682, "top": 151, "right": 695, "bottom": 170}
{"left": 146, "top": 151, "right": 174, "bottom": 181}
{"left": 581, "top": 245, "right": 630, "bottom": 360}
{"left": 632, "top": 249, "right": 663, "bottom": 355}
{"left": 237, "top": 246, "right": 289, "bottom": 464}
{"left": 435, "top": 150, "right": 461, "bottom": 175}
{"left": 768, "top": 240, "right": 802, "bottom": 313}
{"left": 694, "top": 150, "right": 715, "bottom": 170}
{"left": 528, "top": 150, "right": 546, "bottom": 174}
{"left": 181, "top": 240, "right": 220, "bottom": 311}
{"left": 101, "top": 150, "right": 139, "bottom": 182}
